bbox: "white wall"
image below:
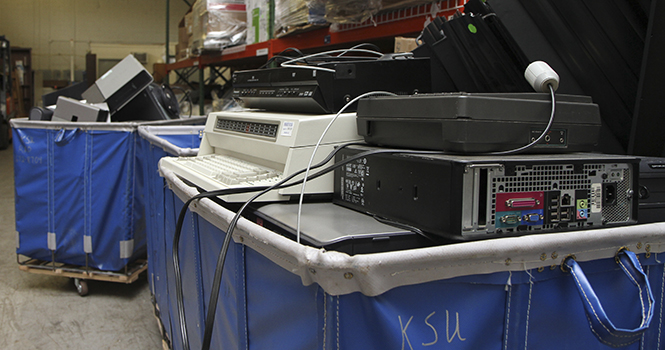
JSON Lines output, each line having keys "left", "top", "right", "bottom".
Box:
{"left": 90, "top": 42, "right": 173, "bottom": 78}
{"left": 0, "top": 0, "right": 190, "bottom": 75}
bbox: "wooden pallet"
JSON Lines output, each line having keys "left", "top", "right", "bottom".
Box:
{"left": 18, "top": 258, "right": 148, "bottom": 284}
{"left": 153, "top": 300, "right": 173, "bottom": 350}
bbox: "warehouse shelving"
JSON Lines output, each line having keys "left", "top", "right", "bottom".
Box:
{"left": 165, "top": 0, "right": 466, "bottom": 113}
{"left": 10, "top": 47, "right": 33, "bottom": 118}
{"left": 1, "top": 36, "right": 11, "bottom": 150}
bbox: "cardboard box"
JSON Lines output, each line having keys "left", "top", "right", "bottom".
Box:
{"left": 178, "top": 9, "right": 192, "bottom": 56}
{"left": 185, "top": 11, "right": 194, "bottom": 35}
{"left": 394, "top": 36, "right": 418, "bottom": 53}
{"left": 179, "top": 26, "right": 188, "bottom": 48}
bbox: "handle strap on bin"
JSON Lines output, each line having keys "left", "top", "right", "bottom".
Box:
{"left": 55, "top": 128, "right": 78, "bottom": 145}
{"left": 562, "top": 248, "right": 654, "bottom": 348}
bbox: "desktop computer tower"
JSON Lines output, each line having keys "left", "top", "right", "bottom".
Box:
{"left": 333, "top": 146, "right": 639, "bottom": 240}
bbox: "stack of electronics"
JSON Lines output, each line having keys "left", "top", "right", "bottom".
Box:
{"left": 333, "top": 0, "right": 640, "bottom": 244}
{"left": 163, "top": 0, "right": 644, "bottom": 253}
{"left": 231, "top": 49, "right": 432, "bottom": 114}
{"left": 164, "top": 29, "right": 434, "bottom": 255}
{"left": 29, "top": 54, "right": 181, "bottom": 123}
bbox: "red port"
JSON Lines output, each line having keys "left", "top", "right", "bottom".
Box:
{"left": 496, "top": 191, "right": 545, "bottom": 212}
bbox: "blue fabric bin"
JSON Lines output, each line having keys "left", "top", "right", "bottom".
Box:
{"left": 136, "top": 124, "right": 204, "bottom": 342}
{"left": 11, "top": 118, "right": 203, "bottom": 273}
{"left": 159, "top": 165, "right": 665, "bottom": 350}
{"left": 163, "top": 192, "right": 207, "bottom": 350}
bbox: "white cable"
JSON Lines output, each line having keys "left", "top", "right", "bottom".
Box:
{"left": 280, "top": 48, "right": 385, "bottom": 73}
{"left": 489, "top": 84, "right": 556, "bottom": 155}
{"left": 335, "top": 43, "right": 414, "bottom": 60}
{"left": 336, "top": 44, "right": 376, "bottom": 57}
{"left": 279, "top": 64, "right": 336, "bottom": 73}
{"left": 295, "top": 91, "right": 397, "bottom": 243}
{"left": 385, "top": 52, "right": 415, "bottom": 59}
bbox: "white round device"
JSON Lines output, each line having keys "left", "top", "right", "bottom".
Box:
{"left": 524, "top": 61, "right": 560, "bottom": 92}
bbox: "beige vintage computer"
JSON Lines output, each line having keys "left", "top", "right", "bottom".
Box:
{"left": 159, "top": 110, "right": 362, "bottom": 202}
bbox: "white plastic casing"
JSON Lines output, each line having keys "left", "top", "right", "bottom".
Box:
{"left": 524, "top": 61, "right": 560, "bottom": 92}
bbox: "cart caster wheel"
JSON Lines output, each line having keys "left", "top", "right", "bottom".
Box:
{"left": 74, "top": 278, "right": 89, "bottom": 296}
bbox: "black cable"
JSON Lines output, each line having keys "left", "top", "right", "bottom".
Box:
{"left": 200, "top": 147, "right": 448, "bottom": 350}
{"left": 198, "top": 143, "right": 356, "bottom": 350}
{"left": 173, "top": 141, "right": 354, "bottom": 350}
{"left": 259, "top": 55, "right": 306, "bottom": 69}
{"left": 259, "top": 47, "right": 304, "bottom": 69}
{"left": 371, "top": 215, "right": 463, "bottom": 243}
{"left": 172, "top": 201, "right": 191, "bottom": 350}
{"left": 170, "top": 85, "right": 193, "bottom": 119}
{"left": 275, "top": 47, "right": 304, "bottom": 57}
{"left": 199, "top": 181, "right": 277, "bottom": 350}
{"left": 169, "top": 141, "right": 444, "bottom": 350}
{"left": 372, "top": 215, "right": 427, "bottom": 236}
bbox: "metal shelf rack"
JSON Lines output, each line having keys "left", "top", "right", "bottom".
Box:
{"left": 165, "top": 0, "right": 465, "bottom": 114}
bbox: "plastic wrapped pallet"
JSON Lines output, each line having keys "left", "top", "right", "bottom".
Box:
{"left": 313, "top": 0, "right": 462, "bottom": 26}
{"left": 11, "top": 118, "right": 204, "bottom": 273}
{"left": 158, "top": 165, "right": 665, "bottom": 350}
{"left": 274, "top": 0, "right": 326, "bottom": 38}
{"left": 306, "top": 0, "right": 433, "bottom": 24}
{"left": 380, "top": 0, "right": 451, "bottom": 13}
{"left": 190, "top": 0, "right": 247, "bottom": 55}
{"left": 310, "top": 0, "right": 381, "bottom": 23}
{"left": 245, "top": 0, "right": 272, "bottom": 44}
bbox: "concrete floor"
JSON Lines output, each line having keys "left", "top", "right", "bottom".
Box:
{"left": 0, "top": 143, "right": 164, "bottom": 349}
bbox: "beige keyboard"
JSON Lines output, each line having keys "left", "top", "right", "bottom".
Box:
{"left": 172, "top": 154, "right": 283, "bottom": 186}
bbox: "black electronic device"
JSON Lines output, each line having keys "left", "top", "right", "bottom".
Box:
{"left": 28, "top": 106, "right": 54, "bottom": 121}
{"left": 356, "top": 92, "right": 600, "bottom": 153}
{"left": 413, "top": 0, "right": 533, "bottom": 93}
{"left": 232, "top": 56, "right": 431, "bottom": 114}
{"left": 333, "top": 145, "right": 639, "bottom": 241}
{"left": 638, "top": 157, "right": 665, "bottom": 224}
{"left": 42, "top": 81, "right": 89, "bottom": 107}
{"left": 154, "top": 84, "right": 180, "bottom": 119}
{"left": 111, "top": 83, "right": 180, "bottom": 122}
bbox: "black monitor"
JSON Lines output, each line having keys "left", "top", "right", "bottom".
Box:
{"left": 42, "top": 81, "right": 89, "bottom": 107}
{"left": 111, "top": 83, "right": 180, "bottom": 122}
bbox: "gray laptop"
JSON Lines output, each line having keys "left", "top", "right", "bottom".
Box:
{"left": 253, "top": 202, "right": 434, "bottom": 255}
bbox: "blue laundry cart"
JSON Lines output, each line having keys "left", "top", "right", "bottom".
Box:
{"left": 157, "top": 165, "right": 665, "bottom": 350}
{"left": 137, "top": 124, "right": 204, "bottom": 339}
{"left": 11, "top": 117, "right": 204, "bottom": 295}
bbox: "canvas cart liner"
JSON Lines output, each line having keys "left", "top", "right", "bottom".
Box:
{"left": 136, "top": 124, "right": 204, "bottom": 340}
{"left": 156, "top": 164, "right": 665, "bottom": 349}
{"left": 11, "top": 117, "right": 204, "bottom": 272}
